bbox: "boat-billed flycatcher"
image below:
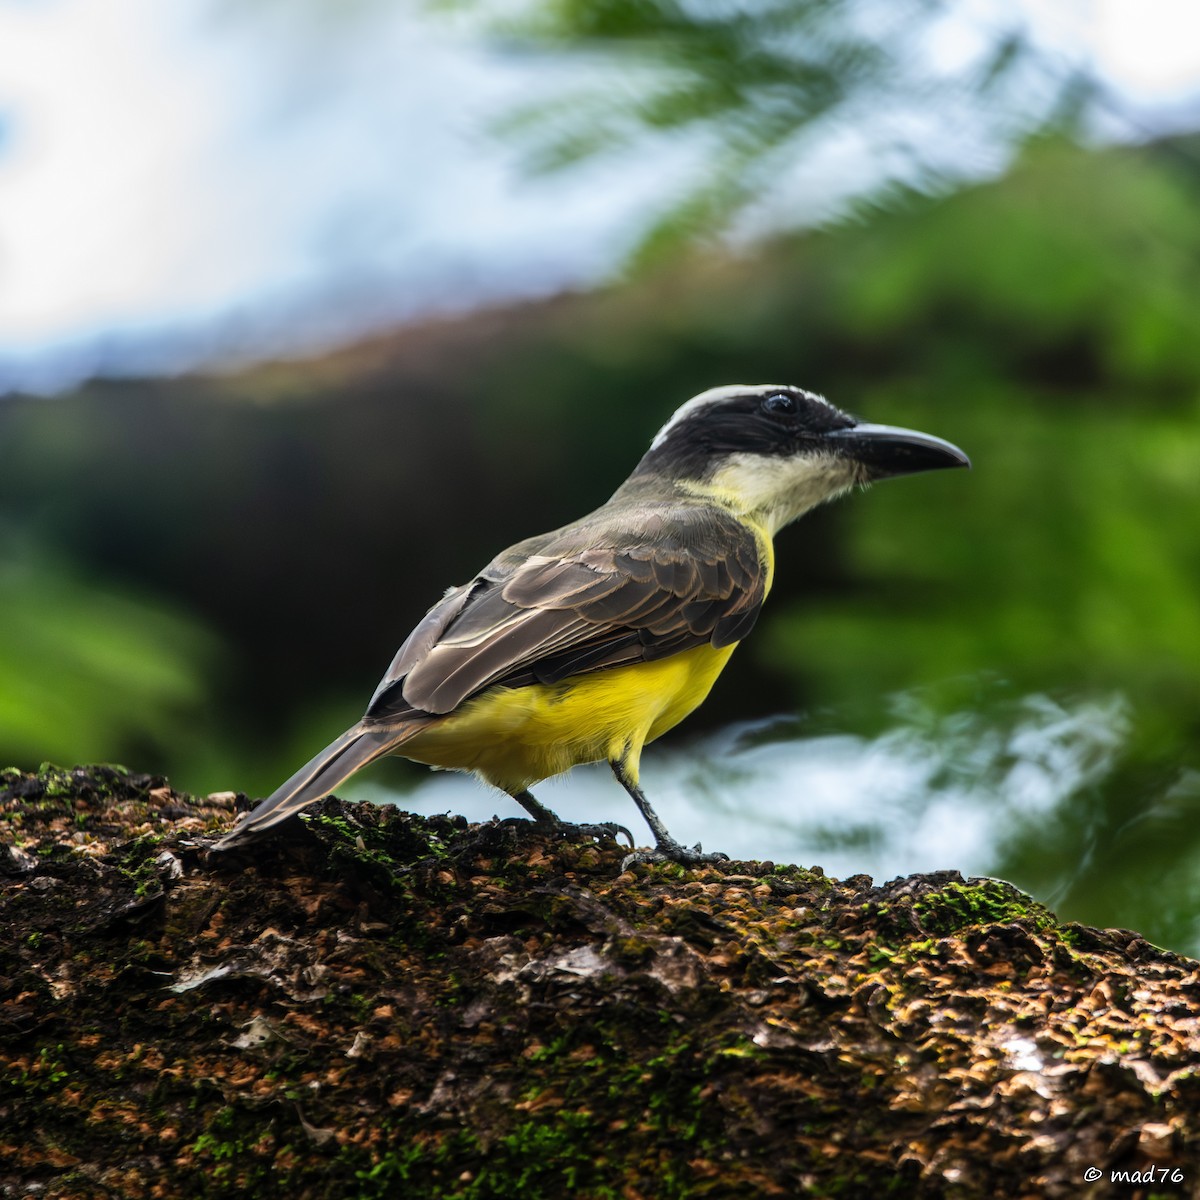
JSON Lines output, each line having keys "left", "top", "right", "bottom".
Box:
{"left": 216, "top": 384, "right": 969, "bottom": 863}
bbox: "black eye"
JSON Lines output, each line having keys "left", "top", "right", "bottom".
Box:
{"left": 762, "top": 392, "right": 796, "bottom": 415}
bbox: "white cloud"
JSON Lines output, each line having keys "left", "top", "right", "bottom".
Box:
{"left": 1093, "top": 0, "right": 1200, "bottom": 102}
{"left": 0, "top": 1, "right": 267, "bottom": 340}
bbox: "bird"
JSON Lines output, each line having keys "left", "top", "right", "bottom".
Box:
{"left": 215, "top": 383, "right": 969, "bottom": 864}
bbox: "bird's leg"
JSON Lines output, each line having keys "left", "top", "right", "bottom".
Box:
{"left": 510, "top": 789, "right": 560, "bottom": 825}
{"left": 609, "top": 760, "right": 730, "bottom": 870}
{"left": 508, "top": 790, "right": 634, "bottom": 848}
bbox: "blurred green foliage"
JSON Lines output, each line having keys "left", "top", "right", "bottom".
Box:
{"left": 459, "top": 0, "right": 1095, "bottom": 259}
{"left": 0, "top": 530, "right": 218, "bottom": 768}
{"left": 3, "top": 137, "right": 1198, "bottom": 762}
{"left": 1, "top": 132, "right": 1198, "bottom": 946}
{"left": 759, "top": 140, "right": 1200, "bottom": 720}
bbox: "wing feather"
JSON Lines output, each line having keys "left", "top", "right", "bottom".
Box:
{"left": 367, "top": 581, "right": 477, "bottom": 712}
{"left": 365, "top": 505, "right": 766, "bottom": 722}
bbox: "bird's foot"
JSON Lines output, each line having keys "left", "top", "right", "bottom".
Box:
{"left": 495, "top": 816, "right": 635, "bottom": 848}
{"left": 543, "top": 819, "right": 636, "bottom": 849}
{"left": 621, "top": 839, "right": 731, "bottom": 872}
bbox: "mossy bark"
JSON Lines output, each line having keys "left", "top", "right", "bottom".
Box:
{"left": 2, "top": 766, "right": 1197, "bottom": 1199}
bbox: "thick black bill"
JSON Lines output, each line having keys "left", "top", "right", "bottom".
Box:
{"left": 824, "top": 422, "right": 971, "bottom": 481}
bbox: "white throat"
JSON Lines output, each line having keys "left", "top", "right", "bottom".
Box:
{"left": 703, "top": 451, "right": 860, "bottom": 536}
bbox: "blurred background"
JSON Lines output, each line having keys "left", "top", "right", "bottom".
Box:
{"left": 1, "top": 0, "right": 1198, "bottom": 949}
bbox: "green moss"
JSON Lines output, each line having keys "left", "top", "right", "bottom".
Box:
{"left": 913, "top": 878, "right": 1057, "bottom": 936}
{"left": 3, "top": 1045, "right": 71, "bottom": 1097}
{"left": 307, "top": 808, "right": 456, "bottom": 892}
{"left": 345, "top": 1080, "right": 716, "bottom": 1200}
{"left": 608, "top": 934, "right": 657, "bottom": 966}
{"left": 34, "top": 762, "right": 134, "bottom": 799}
{"left": 353, "top": 1140, "right": 432, "bottom": 1191}
{"left": 109, "top": 836, "right": 167, "bottom": 895}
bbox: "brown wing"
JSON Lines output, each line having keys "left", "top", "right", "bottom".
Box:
{"left": 365, "top": 505, "right": 766, "bottom": 721}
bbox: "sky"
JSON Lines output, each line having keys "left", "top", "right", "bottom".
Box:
{"left": 0, "top": 0, "right": 1198, "bottom": 393}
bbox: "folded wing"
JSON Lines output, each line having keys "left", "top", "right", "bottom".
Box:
{"left": 365, "top": 506, "right": 766, "bottom": 722}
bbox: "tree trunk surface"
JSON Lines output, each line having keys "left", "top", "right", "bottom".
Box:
{"left": 1, "top": 765, "right": 1197, "bottom": 1199}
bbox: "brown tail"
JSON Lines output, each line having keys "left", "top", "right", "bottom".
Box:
{"left": 214, "top": 722, "right": 420, "bottom": 848}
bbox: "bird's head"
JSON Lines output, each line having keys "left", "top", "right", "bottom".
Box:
{"left": 626, "top": 383, "right": 970, "bottom": 534}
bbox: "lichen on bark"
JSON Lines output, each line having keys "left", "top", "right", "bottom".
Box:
{"left": 2, "top": 765, "right": 1198, "bottom": 1198}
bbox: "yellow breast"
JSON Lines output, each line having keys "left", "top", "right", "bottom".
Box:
{"left": 400, "top": 641, "right": 738, "bottom": 794}
{"left": 403, "top": 517, "right": 775, "bottom": 796}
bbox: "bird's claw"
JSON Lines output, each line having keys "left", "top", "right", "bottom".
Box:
{"left": 557, "top": 820, "right": 636, "bottom": 848}
{"left": 621, "top": 840, "right": 731, "bottom": 872}
{"left": 520, "top": 818, "right": 635, "bottom": 848}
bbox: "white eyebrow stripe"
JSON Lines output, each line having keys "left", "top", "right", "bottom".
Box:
{"left": 649, "top": 384, "right": 831, "bottom": 450}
